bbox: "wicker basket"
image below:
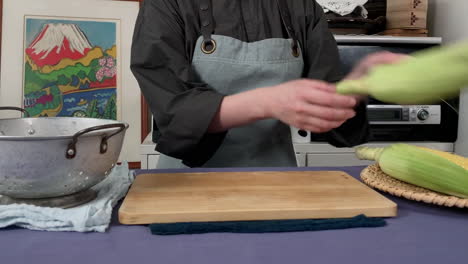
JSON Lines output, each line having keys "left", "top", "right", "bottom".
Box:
{"left": 360, "top": 164, "right": 468, "bottom": 208}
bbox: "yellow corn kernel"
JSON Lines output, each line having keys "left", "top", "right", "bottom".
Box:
{"left": 416, "top": 146, "right": 468, "bottom": 170}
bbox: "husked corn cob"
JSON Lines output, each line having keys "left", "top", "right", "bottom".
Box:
{"left": 355, "top": 143, "right": 468, "bottom": 198}
{"left": 336, "top": 40, "right": 468, "bottom": 104}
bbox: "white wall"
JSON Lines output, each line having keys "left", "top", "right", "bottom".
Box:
{"left": 428, "top": 0, "right": 468, "bottom": 156}
{"left": 428, "top": 0, "right": 468, "bottom": 43}
{"left": 0, "top": 0, "right": 142, "bottom": 162}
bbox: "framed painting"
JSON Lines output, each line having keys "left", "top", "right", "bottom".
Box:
{"left": 0, "top": 0, "right": 141, "bottom": 163}
{"left": 23, "top": 17, "right": 120, "bottom": 119}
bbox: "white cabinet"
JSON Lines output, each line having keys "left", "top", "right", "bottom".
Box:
{"left": 140, "top": 135, "right": 160, "bottom": 169}
{"left": 295, "top": 153, "right": 307, "bottom": 167}
{"left": 141, "top": 134, "right": 454, "bottom": 169}
{"left": 147, "top": 155, "right": 160, "bottom": 169}
{"left": 294, "top": 142, "right": 454, "bottom": 167}
{"left": 306, "top": 153, "right": 374, "bottom": 167}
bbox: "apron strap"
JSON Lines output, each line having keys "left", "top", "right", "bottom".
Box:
{"left": 199, "top": 0, "right": 216, "bottom": 54}
{"left": 275, "top": 0, "right": 300, "bottom": 57}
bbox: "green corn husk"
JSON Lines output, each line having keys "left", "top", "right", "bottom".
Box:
{"left": 355, "top": 143, "right": 468, "bottom": 198}
{"left": 336, "top": 40, "right": 468, "bottom": 104}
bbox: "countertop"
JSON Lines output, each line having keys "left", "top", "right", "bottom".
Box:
{"left": 1, "top": 166, "right": 467, "bottom": 264}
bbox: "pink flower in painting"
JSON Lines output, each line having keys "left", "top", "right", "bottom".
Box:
{"left": 110, "top": 67, "right": 117, "bottom": 77}
{"left": 96, "top": 56, "right": 117, "bottom": 81}
{"left": 103, "top": 67, "right": 113, "bottom": 78}
{"left": 96, "top": 68, "right": 105, "bottom": 81}
{"left": 106, "top": 57, "right": 115, "bottom": 68}
{"left": 99, "top": 57, "right": 107, "bottom": 66}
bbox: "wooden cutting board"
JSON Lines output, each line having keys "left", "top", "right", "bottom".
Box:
{"left": 119, "top": 170, "right": 397, "bottom": 224}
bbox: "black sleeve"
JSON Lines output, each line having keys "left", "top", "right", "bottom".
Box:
{"left": 304, "top": 2, "right": 370, "bottom": 147}
{"left": 130, "top": 0, "right": 227, "bottom": 167}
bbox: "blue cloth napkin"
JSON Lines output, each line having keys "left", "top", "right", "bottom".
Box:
{"left": 149, "top": 214, "right": 387, "bottom": 235}
{"left": 0, "top": 162, "right": 134, "bottom": 232}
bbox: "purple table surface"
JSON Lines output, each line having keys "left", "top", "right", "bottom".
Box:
{"left": 1, "top": 166, "right": 467, "bottom": 264}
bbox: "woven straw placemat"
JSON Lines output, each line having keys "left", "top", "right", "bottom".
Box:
{"left": 361, "top": 164, "right": 468, "bottom": 208}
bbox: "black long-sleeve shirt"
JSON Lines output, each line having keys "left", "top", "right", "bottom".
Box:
{"left": 130, "top": 0, "right": 369, "bottom": 167}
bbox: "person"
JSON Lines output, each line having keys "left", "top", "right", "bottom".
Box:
{"left": 130, "top": 0, "right": 407, "bottom": 169}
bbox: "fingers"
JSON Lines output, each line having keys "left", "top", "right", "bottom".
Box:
{"left": 292, "top": 103, "right": 355, "bottom": 133}
{"left": 294, "top": 116, "right": 346, "bottom": 134}
{"left": 303, "top": 87, "right": 358, "bottom": 108}
{"left": 269, "top": 79, "right": 361, "bottom": 133}
{"left": 295, "top": 80, "right": 358, "bottom": 108}
{"left": 294, "top": 103, "right": 356, "bottom": 121}
{"left": 302, "top": 80, "right": 336, "bottom": 93}
{"left": 347, "top": 52, "right": 411, "bottom": 80}
{"left": 362, "top": 51, "right": 411, "bottom": 67}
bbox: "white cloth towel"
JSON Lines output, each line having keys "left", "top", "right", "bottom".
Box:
{"left": 316, "top": 0, "right": 369, "bottom": 18}
{"left": 0, "top": 162, "right": 134, "bottom": 232}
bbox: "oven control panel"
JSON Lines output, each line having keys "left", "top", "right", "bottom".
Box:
{"left": 367, "top": 105, "right": 441, "bottom": 125}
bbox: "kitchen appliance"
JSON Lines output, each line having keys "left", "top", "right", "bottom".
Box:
{"left": 367, "top": 105, "right": 441, "bottom": 125}
{"left": 0, "top": 107, "right": 129, "bottom": 208}
{"left": 292, "top": 36, "right": 459, "bottom": 144}
{"left": 119, "top": 170, "right": 396, "bottom": 224}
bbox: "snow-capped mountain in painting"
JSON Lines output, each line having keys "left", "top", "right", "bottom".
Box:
{"left": 26, "top": 23, "right": 92, "bottom": 67}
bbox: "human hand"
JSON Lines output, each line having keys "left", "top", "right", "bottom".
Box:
{"left": 262, "top": 79, "right": 358, "bottom": 133}
{"left": 346, "top": 51, "right": 411, "bottom": 80}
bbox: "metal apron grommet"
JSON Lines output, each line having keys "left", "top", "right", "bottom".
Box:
{"left": 201, "top": 39, "right": 216, "bottom": 54}
{"left": 292, "top": 45, "right": 300, "bottom": 58}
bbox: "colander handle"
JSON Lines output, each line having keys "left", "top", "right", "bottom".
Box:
{"left": 66, "top": 123, "right": 129, "bottom": 159}
{"left": 0, "top": 107, "right": 30, "bottom": 117}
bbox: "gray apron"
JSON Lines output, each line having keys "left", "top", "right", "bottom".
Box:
{"left": 157, "top": 0, "right": 304, "bottom": 168}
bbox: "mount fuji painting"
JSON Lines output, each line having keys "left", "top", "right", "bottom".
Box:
{"left": 23, "top": 17, "right": 118, "bottom": 119}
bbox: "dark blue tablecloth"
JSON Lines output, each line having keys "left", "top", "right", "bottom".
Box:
{"left": 1, "top": 166, "right": 467, "bottom": 264}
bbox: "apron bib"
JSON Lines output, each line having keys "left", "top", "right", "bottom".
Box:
{"left": 157, "top": 0, "right": 304, "bottom": 168}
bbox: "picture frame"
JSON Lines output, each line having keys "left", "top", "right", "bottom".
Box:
{"left": 0, "top": 0, "right": 142, "bottom": 163}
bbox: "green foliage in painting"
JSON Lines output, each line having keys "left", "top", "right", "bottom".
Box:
{"left": 102, "top": 93, "right": 117, "bottom": 120}
{"left": 56, "top": 74, "right": 71, "bottom": 86}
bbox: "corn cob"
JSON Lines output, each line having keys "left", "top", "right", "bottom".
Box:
{"left": 355, "top": 143, "right": 468, "bottom": 198}
{"left": 336, "top": 40, "right": 468, "bottom": 104}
